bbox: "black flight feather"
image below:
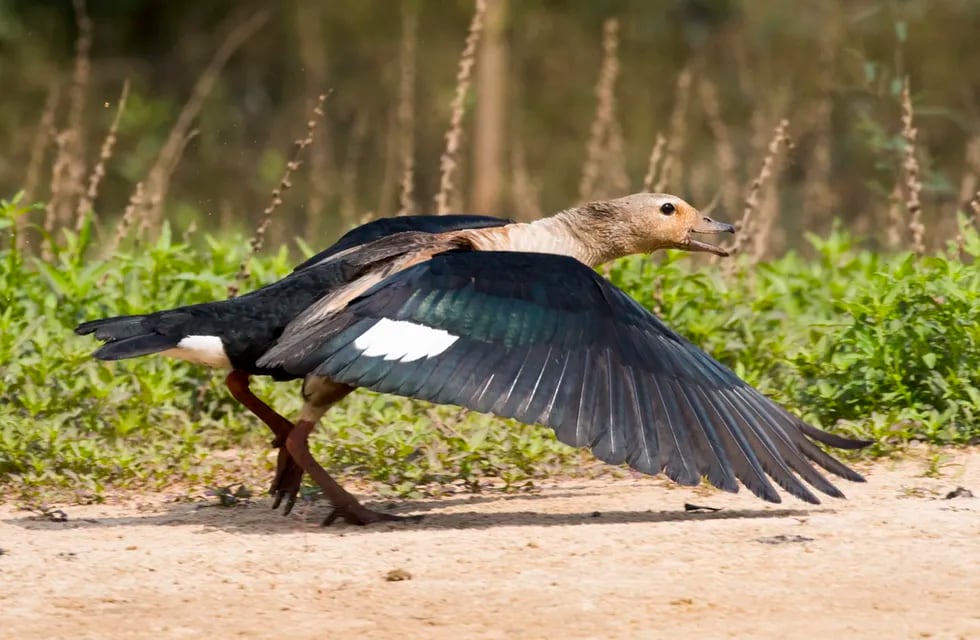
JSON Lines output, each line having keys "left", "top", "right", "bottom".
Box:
{"left": 261, "top": 250, "right": 869, "bottom": 504}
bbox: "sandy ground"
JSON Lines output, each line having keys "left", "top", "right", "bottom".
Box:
{"left": 1, "top": 450, "right": 978, "bottom": 640}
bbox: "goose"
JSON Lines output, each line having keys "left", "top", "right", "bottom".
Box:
{"left": 76, "top": 193, "right": 870, "bottom": 525}
{"left": 75, "top": 213, "right": 509, "bottom": 511}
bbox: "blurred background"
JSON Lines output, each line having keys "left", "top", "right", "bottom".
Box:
{"left": 2, "top": 0, "right": 979, "bottom": 254}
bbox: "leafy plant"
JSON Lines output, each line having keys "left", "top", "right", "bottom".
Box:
{"left": 2, "top": 194, "right": 979, "bottom": 502}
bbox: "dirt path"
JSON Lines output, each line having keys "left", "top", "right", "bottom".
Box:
{"left": 1, "top": 450, "right": 978, "bottom": 639}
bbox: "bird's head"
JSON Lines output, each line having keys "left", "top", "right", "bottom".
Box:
{"left": 582, "top": 192, "right": 735, "bottom": 259}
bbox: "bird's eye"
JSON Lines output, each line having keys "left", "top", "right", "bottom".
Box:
{"left": 660, "top": 202, "right": 676, "bottom": 215}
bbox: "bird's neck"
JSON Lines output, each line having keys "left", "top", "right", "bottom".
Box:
{"left": 465, "top": 206, "right": 626, "bottom": 268}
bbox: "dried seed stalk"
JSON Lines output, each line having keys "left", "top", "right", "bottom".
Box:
{"left": 579, "top": 17, "right": 620, "bottom": 201}
{"left": 103, "top": 181, "right": 144, "bottom": 262}
{"left": 728, "top": 118, "right": 791, "bottom": 260}
{"left": 885, "top": 182, "right": 904, "bottom": 249}
{"left": 42, "top": 130, "right": 72, "bottom": 261}
{"left": 952, "top": 189, "right": 980, "bottom": 258}
{"left": 901, "top": 79, "right": 925, "bottom": 255}
{"left": 144, "top": 11, "right": 268, "bottom": 228}
{"left": 229, "top": 94, "right": 327, "bottom": 297}
{"left": 642, "top": 133, "right": 667, "bottom": 192}
{"left": 19, "top": 84, "right": 60, "bottom": 251}
{"left": 56, "top": 0, "right": 93, "bottom": 228}
{"left": 434, "top": 0, "right": 488, "bottom": 214}
{"left": 76, "top": 79, "right": 130, "bottom": 230}
{"left": 655, "top": 67, "right": 693, "bottom": 192}
{"left": 396, "top": 9, "right": 418, "bottom": 217}
{"left": 24, "top": 85, "right": 60, "bottom": 206}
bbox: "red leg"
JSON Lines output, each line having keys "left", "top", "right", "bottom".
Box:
{"left": 286, "top": 419, "right": 420, "bottom": 526}
{"left": 225, "top": 371, "right": 304, "bottom": 512}
{"left": 225, "top": 370, "right": 293, "bottom": 445}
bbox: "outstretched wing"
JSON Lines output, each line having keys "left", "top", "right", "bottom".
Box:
{"left": 258, "top": 251, "right": 869, "bottom": 504}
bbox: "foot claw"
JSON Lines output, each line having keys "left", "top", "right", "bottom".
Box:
{"left": 270, "top": 447, "right": 304, "bottom": 515}
{"left": 322, "top": 504, "right": 422, "bottom": 527}
{"left": 282, "top": 492, "right": 298, "bottom": 516}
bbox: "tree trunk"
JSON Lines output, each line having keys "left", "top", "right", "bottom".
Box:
{"left": 472, "top": 0, "right": 507, "bottom": 214}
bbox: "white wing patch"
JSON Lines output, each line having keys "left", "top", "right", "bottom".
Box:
{"left": 354, "top": 318, "right": 458, "bottom": 362}
{"left": 161, "top": 335, "right": 232, "bottom": 368}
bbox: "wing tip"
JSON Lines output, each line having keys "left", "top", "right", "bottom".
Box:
{"left": 799, "top": 422, "right": 875, "bottom": 450}
{"left": 74, "top": 323, "right": 94, "bottom": 336}
{"left": 795, "top": 486, "right": 823, "bottom": 505}
{"left": 748, "top": 481, "right": 783, "bottom": 505}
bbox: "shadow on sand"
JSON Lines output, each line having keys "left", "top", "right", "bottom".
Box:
{"left": 4, "top": 489, "right": 817, "bottom": 535}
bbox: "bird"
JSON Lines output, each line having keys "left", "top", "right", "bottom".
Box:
{"left": 76, "top": 193, "right": 871, "bottom": 525}
{"left": 75, "top": 213, "right": 510, "bottom": 513}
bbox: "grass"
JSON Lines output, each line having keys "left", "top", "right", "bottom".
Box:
{"left": 2, "top": 192, "right": 978, "bottom": 503}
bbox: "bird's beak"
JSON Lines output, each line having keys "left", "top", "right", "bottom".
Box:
{"left": 686, "top": 215, "right": 736, "bottom": 257}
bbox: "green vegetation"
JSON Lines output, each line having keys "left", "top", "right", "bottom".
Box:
{"left": 2, "top": 194, "right": 977, "bottom": 501}
{"left": 0, "top": 193, "right": 580, "bottom": 500}
{"left": 1, "top": 2, "right": 978, "bottom": 502}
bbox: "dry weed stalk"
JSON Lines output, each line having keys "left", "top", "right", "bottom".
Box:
{"left": 964, "top": 189, "right": 980, "bottom": 246}
{"left": 229, "top": 94, "right": 327, "bottom": 298}
{"left": 751, "top": 179, "right": 782, "bottom": 262}
{"left": 396, "top": 9, "right": 418, "bottom": 217}
{"left": 966, "top": 191, "right": 980, "bottom": 260}
{"left": 449, "top": 171, "right": 467, "bottom": 213}
{"left": 181, "top": 220, "right": 198, "bottom": 245}
{"left": 655, "top": 67, "right": 693, "bottom": 192}
{"left": 136, "top": 191, "right": 162, "bottom": 239}
{"left": 687, "top": 163, "right": 715, "bottom": 208}
{"left": 698, "top": 79, "right": 739, "bottom": 211}
{"left": 434, "top": 0, "right": 488, "bottom": 214}
{"left": 50, "top": 0, "right": 94, "bottom": 230}
{"left": 641, "top": 133, "right": 667, "bottom": 192}
{"left": 105, "top": 181, "right": 144, "bottom": 257}
{"left": 98, "top": 182, "right": 145, "bottom": 285}
{"left": 42, "top": 130, "right": 72, "bottom": 260}
{"left": 727, "top": 118, "right": 791, "bottom": 262}
{"left": 952, "top": 189, "right": 980, "bottom": 258}
{"left": 144, "top": 11, "right": 268, "bottom": 228}
{"left": 604, "top": 117, "right": 630, "bottom": 196}
{"left": 75, "top": 79, "right": 130, "bottom": 230}
{"left": 23, "top": 85, "right": 61, "bottom": 205}
{"left": 579, "top": 17, "right": 620, "bottom": 201}
{"left": 885, "top": 182, "right": 904, "bottom": 249}
{"left": 472, "top": 0, "right": 506, "bottom": 212}
{"left": 957, "top": 137, "right": 980, "bottom": 205}
{"left": 19, "top": 84, "right": 61, "bottom": 250}
{"left": 138, "top": 129, "right": 198, "bottom": 235}
{"left": 67, "top": 0, "right": 92, "bottom": 144}
{"left": 41, "top": 0, "right": 92, "bottom": 234}
{"left": 901, "top": 80, "right": 925, "bottom": 255}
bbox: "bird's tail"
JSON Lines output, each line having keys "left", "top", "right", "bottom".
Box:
{"left": 74, "top": 315, "right": 179, "bottom": 361}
